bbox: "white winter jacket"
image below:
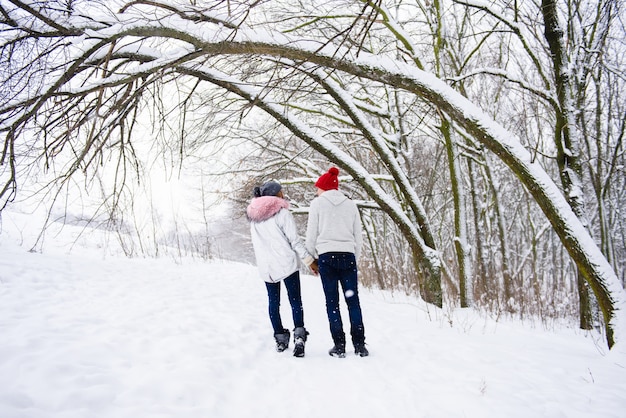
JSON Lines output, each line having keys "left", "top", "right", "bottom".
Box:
{"left": 306, "top": 190, "right": 363, "bottom": 259}
{"left": 247, "top": 196, "right": 314, "bottom": 283}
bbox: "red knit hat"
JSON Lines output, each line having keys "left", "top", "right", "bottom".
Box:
{"left": 315, "top": 167, "right": 339, "bottom": 191}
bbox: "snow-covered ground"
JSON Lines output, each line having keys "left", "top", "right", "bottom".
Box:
{"left": 0, "top": 210, "right": 625, "bottom": 418}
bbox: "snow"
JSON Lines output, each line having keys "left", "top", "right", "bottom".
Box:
{"left": 2, "top": 4, "right": 626, "bottom": 415}
{"left": 1, "top": 210, "right": 625, "bottom": 418}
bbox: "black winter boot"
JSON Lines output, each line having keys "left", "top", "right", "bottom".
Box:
{"left": 354, "top": 343, "right": 369, "bottom": 357}
{"left": 274, "top": 329, "right": 290, "bottom": 352}
{"left": 328, "top": 333, "right": 346, "bottom": 358}
{"left": 293, "top": 327, "right": 309, "bottom": 358}
{"left": 351, "top": 325, "right": 368, "bottom": 357}
{"left": 328, "top": 344, "right": 346, "bottom": 358}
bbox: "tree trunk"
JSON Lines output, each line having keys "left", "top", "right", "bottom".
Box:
{"left": 468, "top": 159, "right": 487, "bottom": 298}
{"left": 441, "top": 116, "right": 473, "bottom": 307}
{"left": 541, "top": 0, "right": 594, "bottom": 330}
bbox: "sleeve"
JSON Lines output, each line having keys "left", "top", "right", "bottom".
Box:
{"left": 279, "top": 209, "right": 314, "bottom": 266}
{"left": 305, "top": 199, "right": 319, "bottom": 258}
{"left": 353, "top": 203, "right": 363, "bottom": 260}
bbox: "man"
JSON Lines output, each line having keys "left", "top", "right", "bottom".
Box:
{"left": 306, "top": 167, "right": 369, "bottom": 357}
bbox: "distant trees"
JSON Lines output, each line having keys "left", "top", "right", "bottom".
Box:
{"left": 1, "top": 0, "right": 624, "bottom": 349}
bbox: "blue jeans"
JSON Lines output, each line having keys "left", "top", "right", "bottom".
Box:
{"left": 265, "top": 271, "right": 304, "bottom": 334}
{"left": 318, "top": 252, "right": 365, "bottom": 346}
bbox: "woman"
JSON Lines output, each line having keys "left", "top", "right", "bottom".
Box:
{"left": 247, "top": 180, "right": 317, "bottom": 357}
{"left": 306, "top": 167, "right": 369, "bottom": 357}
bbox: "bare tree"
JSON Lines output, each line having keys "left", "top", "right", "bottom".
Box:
{"left": 1, "top": 0, "right": 624, "bottom": 348}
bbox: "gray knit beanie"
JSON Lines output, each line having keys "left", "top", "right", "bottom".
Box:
{"left": 254, "top": 181, "right": 282, "bottom": 197}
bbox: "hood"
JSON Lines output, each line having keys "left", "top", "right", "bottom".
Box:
{"left": 319, "top": 189, "right": 349, "bottom": 206}
{"left": 246, "top": 196, "right": 290, "bottom": 222}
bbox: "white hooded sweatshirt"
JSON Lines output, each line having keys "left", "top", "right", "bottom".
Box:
{"left": 306, "top": 189, "right": 363, "bottom": 259}
{"left": 247, "top": 196, "right": 314, "bottom": 283}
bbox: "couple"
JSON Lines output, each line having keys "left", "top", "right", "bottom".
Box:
{"left": 246, "top": 167, "right": 368, "bottom": 358}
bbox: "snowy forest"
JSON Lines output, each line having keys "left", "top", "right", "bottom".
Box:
{"left": 1, "top": 0, "right": 625, "bottom": 350}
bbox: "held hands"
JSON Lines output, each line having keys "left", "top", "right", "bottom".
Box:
{"left": 309, "top": 259, "right": 319, "bottom": 276}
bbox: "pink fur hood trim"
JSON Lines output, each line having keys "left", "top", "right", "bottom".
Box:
{"left": 246, "top": 196, "right": 290, "bottom": 222}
